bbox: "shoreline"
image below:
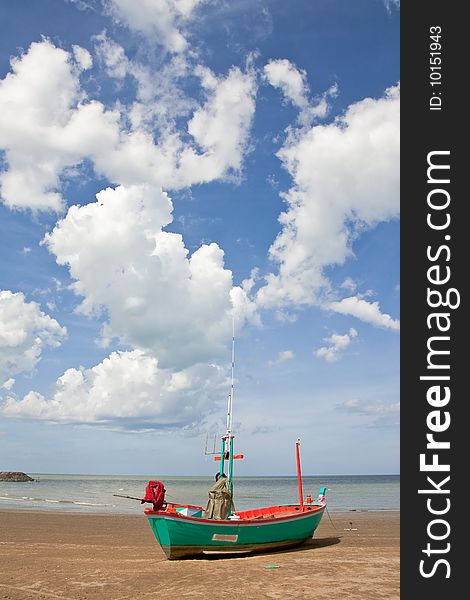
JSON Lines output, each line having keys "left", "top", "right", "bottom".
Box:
{"left": 0, "top": 508, "right": 399, "bottom": 599}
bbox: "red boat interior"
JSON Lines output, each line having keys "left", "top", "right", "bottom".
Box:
{"left": 146, "top": 502, "right": 325, "bottom": 521}
{"left": 235, "top": 504, "right": 324, "bottom": 520}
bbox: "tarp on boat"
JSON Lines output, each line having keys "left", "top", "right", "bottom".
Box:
{"left": 205, "top": 476, "right": 233, "bottom": 520}
{"left": 142, "top": 481, "right": 166, "bottom": 511}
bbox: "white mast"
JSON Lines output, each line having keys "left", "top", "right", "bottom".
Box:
{"left": 226, "top": 317, "right": 235, "bottom": 435}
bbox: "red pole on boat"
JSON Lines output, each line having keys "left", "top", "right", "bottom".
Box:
{"left": 295, "top": 438, "right": 304, "bottom": 510}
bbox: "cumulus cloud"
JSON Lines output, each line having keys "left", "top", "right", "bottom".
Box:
{"left": 1, "top": 349, "right": 227, "bottom": 430}
{"left": 0, "top": 39, "right": 257, "bottom": 211}
{"left": 314, "top": 328, "right": 357, "bottom": 362}
{"left": 0, "top": 39, "right": 144, "bottom": 212}
{"left": 264, "top": 58, "right": 337, "bottom": 125}
{"left": 91, "top": 63, "right": 256, "bottom": 189}
{"left": 72, "top": 45, "right": 93, "bottom": 70}
{"left": 256, "top": 84, "right": 400, "bottom": 317}
{"left": 264, "top": 59, "right": 310, "bottom": 111}
{"left": 328, "top": 296, "right": 400, "bottom": 331}
{"left": 105, "top": 0, "right": 206, "bottom": 53}
{"left": 177, "top": 65, "right": 257, "bottom": 184}
{"left": 0, "top": 290, "right": 66, "bottom": 385}
{"left": 43, "top": 183, "right": 257, "bottom": 370}
{"left": 0, "top": 39, "right": 113, "bottom": 211}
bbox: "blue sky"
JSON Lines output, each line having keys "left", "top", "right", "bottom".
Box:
{"left": 0, "top": 0, "right": 399, "bottom": 475}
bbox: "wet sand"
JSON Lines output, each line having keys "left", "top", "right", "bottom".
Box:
{"left": 0, "top": 509, "right": 399, "bottom": 599}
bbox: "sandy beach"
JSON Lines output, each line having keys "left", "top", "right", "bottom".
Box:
{"left": 0, "top": 509, "right": 399, "bottom": 599}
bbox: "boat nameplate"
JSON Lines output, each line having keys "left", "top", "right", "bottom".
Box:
{"left": 212, "top": 534, "right": 239, "bottom": 542}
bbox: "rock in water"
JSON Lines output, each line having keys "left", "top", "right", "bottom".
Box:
{"left": 0, "top": 471, "right": 34, "bottom": 482}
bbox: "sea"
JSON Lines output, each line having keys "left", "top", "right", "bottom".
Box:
{"left": 0, "top": 474, "right": 399, "bottom": 514}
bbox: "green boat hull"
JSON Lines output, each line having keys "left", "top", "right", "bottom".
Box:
{"left": 147, "top": 505, "right": 325, "bottom": 559}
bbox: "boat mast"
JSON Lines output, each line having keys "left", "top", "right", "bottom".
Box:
{"left": 220, "top": 317, "right": 236, "bottom": 482}
{"left": 228, "top": 317, "right": 235, "bottom": 483}
{"left": 229, "top": 317, "right": 235, "bottom": 435}
{"left": 295, "top": 438, "right": 304, "bottom": 510}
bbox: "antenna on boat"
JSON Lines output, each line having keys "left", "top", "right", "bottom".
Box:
{"left": 216, "top": 316, "right": 244, "bottom": 483}
{"left": 204, "top": 316, "right": 244, "bottom": 497}
{"left": 226, "top": 316, "right": 235, "bottom": 436}
{"left": 204, "top": 432, "right": 217, "bottom": 456}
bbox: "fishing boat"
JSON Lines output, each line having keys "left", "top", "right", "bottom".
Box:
{"left": 142, "top": 325, "right": 327, "bottom": 559}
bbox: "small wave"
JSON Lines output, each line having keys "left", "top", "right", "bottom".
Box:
{"left": 0, "top": 496, "right": 27, "bottom": 501}
{"left": 45, "top": 499, "right": 60, "bottom": 503}
{"left": 73, "top": 501, "right": 112, "bottom": 506}
{"left": 236, "top": 495, "right": 267, "bottom": 499}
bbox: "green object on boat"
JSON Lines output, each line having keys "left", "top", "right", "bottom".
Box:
{"left": 264, "top": 565, "right": 280, "bottom": 569}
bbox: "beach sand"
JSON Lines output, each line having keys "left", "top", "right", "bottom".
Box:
{"left": 0, "top": 509, "right": 399, "bottom": 599}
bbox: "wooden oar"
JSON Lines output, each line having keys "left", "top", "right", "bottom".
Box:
{"left": 113, "top": 494, "right": 143, "bottom": 501}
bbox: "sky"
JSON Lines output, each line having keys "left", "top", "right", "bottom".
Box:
{"left": 0, "top": 0, "right": 400, "bottom": 476}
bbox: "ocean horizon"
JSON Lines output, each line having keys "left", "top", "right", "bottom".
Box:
{"left": 0, "top": 473, "right": 399, "bottom": 514}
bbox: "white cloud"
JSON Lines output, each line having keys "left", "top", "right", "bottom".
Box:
{"left": 274, "top": 310, "right": 298, "bottom": 323}
{"left": 268, "top": 350, "right": 294, "bottom": 366}
{"left": 43, "top": 183, "right": 256, "bottom": 370}
{"left": 72, "top": 45, "right": 93, "bottom": 70}
{"left": 94, "top": 63, "right": 256, "bottom": 189}
{"left": 328, "top": 296, "right": 400, "bottom": 331}
{"left": 66, "top": 0, "right": 96, "bottom": 10}
{"left": 0, "top": 40, "right": 257, "bottom": 211}
{"left": 94, "top": 32, "right": 130, "bottom": 79}
{"left": 383, "top": 0, "right": 400, "bottom": 14}
{"left": 256, "top": 84, "right": 400, "bottom": 315}
{"left": 1, "top": 349, "right": 227, "bottom": 430}
{"left": 0, "top": 39, "right": 120, "bottom": 212}
{"left": 264, "top": 59, "right": 310, "bottom": 111}
{"left": 105, "top": 0, "right": 207, "bottom": 52}
{"left": 177, "top": 65, "right": 257, "bottom": 185}
{"left": 2, "top": 378, "right": 15, "bottom": 390}
{"left": 340, "top": 277, "right": 357, "bottom": 293}
{"left": 263, "top": 59, "right": 337, "bottom": 125}
{"left": 93, "top": 32, "right": 196, "bottom": 128}
{"left": 337, "top": 398, "right": 399, "bottom": 426}
{"left": 0, "top": 290, "right": 66, "bottom": 385}
{"left": 314, "top": 327, "right": 357, "bottom": 362}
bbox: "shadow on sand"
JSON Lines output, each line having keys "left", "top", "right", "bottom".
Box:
{"left": 189, "top": 536, "right": 341, "bottom": 561}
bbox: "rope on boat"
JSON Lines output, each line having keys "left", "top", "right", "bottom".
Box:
{"left": 325, "top": 505, "right": 338, "bottom": 530}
